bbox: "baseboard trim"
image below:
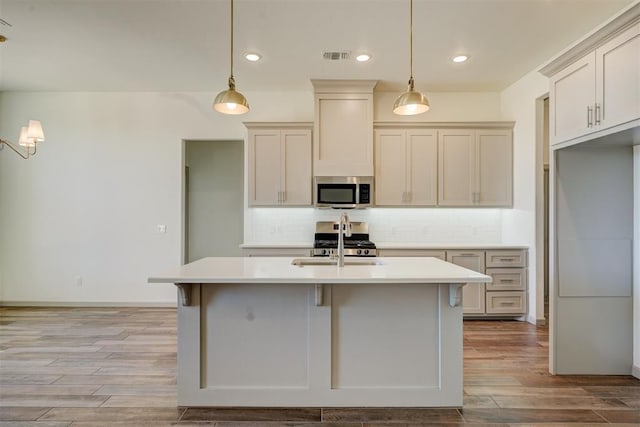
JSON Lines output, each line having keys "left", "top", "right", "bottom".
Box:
{"left": 633, "top": 364, "right": 640, "bottom": 379}
{"left": 526, "top": 314, "right": 546, "bottom": 326}
{"left": 0, "top": 301, "right": 176, "bottom": 308}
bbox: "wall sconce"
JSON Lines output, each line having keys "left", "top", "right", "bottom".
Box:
{"left": 0, "top": 120, "right": 45, "bottom": 159}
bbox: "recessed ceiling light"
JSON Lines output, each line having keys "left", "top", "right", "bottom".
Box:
{"left": 245, "top": 53, "right": 262, "bottom": 62}
{"left": 355, "top": 53, "right": 371, "bottom": 62}
{"left": 453, "top": 55, "right": 468, "bottom": 63}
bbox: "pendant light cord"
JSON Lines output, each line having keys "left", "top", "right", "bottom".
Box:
{"left": 407, "top": 0, "right": 415, "bottom": 89}
{"left": 226, "top": 0, "right": 237, "bottom": 89}
{"left": 230, "top": 0, "right": 234, "bottom": 79}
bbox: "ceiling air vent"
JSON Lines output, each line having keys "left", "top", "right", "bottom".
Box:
{"left": 323, "top": 51, "right": 351, "bottom": 61}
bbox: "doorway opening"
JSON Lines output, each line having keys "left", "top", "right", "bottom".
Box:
{"left": 182, "top": 140, "right": 244, "bottom": 264}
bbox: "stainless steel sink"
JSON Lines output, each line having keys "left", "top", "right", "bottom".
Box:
{"left": 291, "top": 258, "right": 384, "bottom": 267}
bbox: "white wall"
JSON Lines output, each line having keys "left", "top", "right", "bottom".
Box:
{"left": 499, "top": 69, "right": 550, "bottom": 324}
{"left": 374, "top": 91, "right": 502, "bottom": 122}
{"left": 0, "top": 89, "right": 528, "bottom": 305}
{"left": 0, "top": 90, "right": 312, "bottom": 304}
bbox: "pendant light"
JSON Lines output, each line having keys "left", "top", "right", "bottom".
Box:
{"left": 393, "top": 0, "right": 429, "bottom": 115}
{"left": 213, "top": 0, "right": 249, "bottom": 115}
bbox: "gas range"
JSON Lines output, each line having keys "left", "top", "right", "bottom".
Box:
{"left": 312, "top": 221, "right": 377, "bottom": 257}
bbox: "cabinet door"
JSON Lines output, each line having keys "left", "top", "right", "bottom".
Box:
{"left": 248, "top": 130, "right": 282, "bottom": 206}
{"left": 281, "top": 130, "right": 312, "bottom": 206}
{"left": 446, "top": 251, "right": 485, "bottom": 314}
{"left": 596, "top": 22, "right": 640, "bottom": 131}
{"left": 476, "top": 129, "right": 512, "bottom": 206}
{"left": 374, "top": 130, "right": 407, "bottom": 206}
{"left": 407, "top": 130, "right": 437, "bottom": 206}
{"left": 314, "top": 94, "right": 373, "bottom": 176}
{"left": 549, "top": 53, "right": 596, "bottom": 144}
{"left": 438, "top": 130, "right": 475, "bottom": 206}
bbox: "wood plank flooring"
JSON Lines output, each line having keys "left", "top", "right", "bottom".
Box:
{"left": 1, "top": 307, "right": 638, "bottom": 426}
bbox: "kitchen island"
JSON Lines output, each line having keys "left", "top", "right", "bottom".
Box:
{"left": 148, "top": 256, "right": 490, "bottom": 407}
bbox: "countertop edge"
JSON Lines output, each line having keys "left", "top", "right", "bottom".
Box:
{"left": 240, "top": 242, "right": 529, "bottom": 250}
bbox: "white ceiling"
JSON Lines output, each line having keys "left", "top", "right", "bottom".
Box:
{"left": 0, "top": 0, "right": 635, "bottom": 93}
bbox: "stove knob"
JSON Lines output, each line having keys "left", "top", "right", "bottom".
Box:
{"left": 321, "top": 249, "right": 327, "bottom": 255}
{"left": 364, "top": 249, "right": 369, "bottom": 255}
{"left": 357, "top": 249, "right": 362, "bottom": 255}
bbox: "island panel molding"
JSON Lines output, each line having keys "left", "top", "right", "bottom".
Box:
{"left": 148, "top": 256, "right": 490, "bottom": 406}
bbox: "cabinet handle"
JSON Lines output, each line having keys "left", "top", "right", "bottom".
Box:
{"left": 281, "top": 190, "right": 286, "bottom": 203}
{"left": 278, "top": 191, "right": 282, "bottom": 203}
{"left": 499, "top": 301, "right": 516, "bottom": 306}
{"left": 406, "top": 191, "right": 411, "bottom": 202}
{"left": 595, "top": 103, "right": 601, "bottom": 125}
{"left": 459, "top": 253, "right": 476, "bottom": 256}
{"left": 587, "top": 105, "right": 593, "bottom": 127}
{"left": 499, "top": 279, "right": 515, "bottom": 283}
{"left": 499, "top": 258, "right": 515, "bottom": 262}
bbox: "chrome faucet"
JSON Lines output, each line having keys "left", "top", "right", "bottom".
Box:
{"left": 337, "top": 212, "right": 352, "bottom": 267}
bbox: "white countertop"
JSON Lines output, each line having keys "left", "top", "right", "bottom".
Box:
{"left": 148, "top": 256, "right": 491, "bottom": 285}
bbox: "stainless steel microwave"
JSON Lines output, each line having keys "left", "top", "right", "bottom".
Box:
{"left": 314, "top": 176, "right": 373, "bottom": 208}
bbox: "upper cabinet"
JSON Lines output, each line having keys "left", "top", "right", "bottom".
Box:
{"left": 438, "top": 127, "right": 513, "bottom": 207}
{"left": 311, "top": 80, "right": 377, "bottom": 176}
{"left": 373, "top": 122, "right": 513, "bottom": 208}
{"left": 542, "top": 8, "right": 640, "bottom": 146}
{"left": 596, "top": 22, "right": 640, "bottom": 132}
{"left": 374, "top": 128, "right": 437, "bottom": 206}
{"left": 246, "top": 123, "right": 312, "bottom": 207}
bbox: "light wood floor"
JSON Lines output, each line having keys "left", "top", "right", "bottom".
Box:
{"left": 0, "top": 307, "right": 638, "bottom": 426}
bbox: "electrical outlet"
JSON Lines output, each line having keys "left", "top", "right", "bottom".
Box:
{"left": 75, "top": 276, "right": 83, "bottom": 287}
{"left": 157, "top": 224, "right": 167, "bottom": 234}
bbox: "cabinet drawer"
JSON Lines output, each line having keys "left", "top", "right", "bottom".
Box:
{"left": 485, "top": 250, "right": 527, "bottom": 267}
{"left": 378, "top": 249, "right": 445, "bottom": 260}
{"left": 486, "top": 291, "right": 527, "bottom": 314}
{"left": 485, "top": 268, "right": 527, "bottom": 291}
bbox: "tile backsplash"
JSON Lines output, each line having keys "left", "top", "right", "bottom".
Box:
{"left": 245, "top": 208, "right": 503, "bottom": 244}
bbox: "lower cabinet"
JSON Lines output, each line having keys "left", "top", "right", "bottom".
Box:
{"left": 446, "top": 251, "right": 486, "bottom": 314}
{"left": 379, "top": 247, "right": 528, "bottom": 318}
